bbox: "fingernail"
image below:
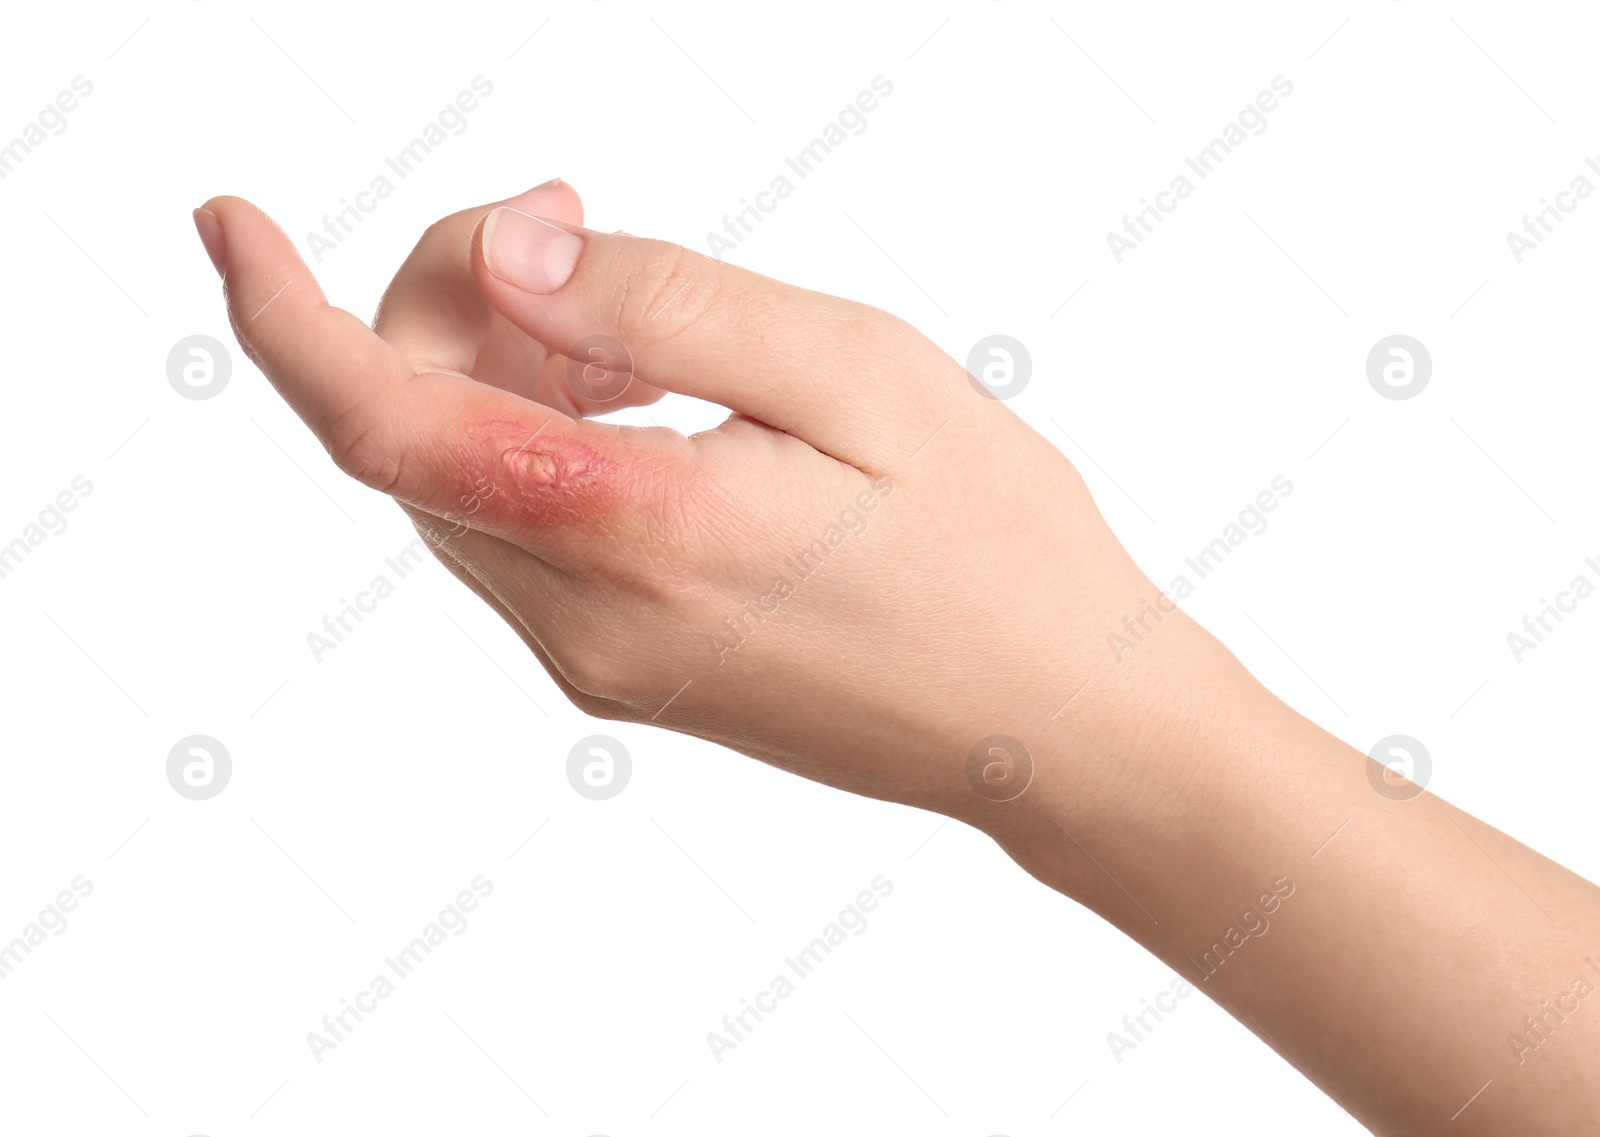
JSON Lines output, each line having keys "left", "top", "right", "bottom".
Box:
{"left": 483, "top": 207, "right": 583, "bottom": 294}
{"left": 192, "top": 207, "right": 226, "bottom": 277}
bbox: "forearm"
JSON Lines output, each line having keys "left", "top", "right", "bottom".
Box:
{"left": 988, "top": 625, "right": 1600, "bottom": 1135}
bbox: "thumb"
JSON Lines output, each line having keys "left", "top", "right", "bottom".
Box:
{"left": 468, "top": 209, "right": 959, "bottom": 466}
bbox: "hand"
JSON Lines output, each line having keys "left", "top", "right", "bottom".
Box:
{"left": 196, "top": 183, "right": 1600, "bottom": 1135}
{"left": 194, "top": 182, "right": 1242, "bottom": 838}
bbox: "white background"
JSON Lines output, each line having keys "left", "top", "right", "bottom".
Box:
{"left": 2, "top": 2, "right": 1597, "bottom": 1134}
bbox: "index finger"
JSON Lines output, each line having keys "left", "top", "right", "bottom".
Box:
{"left": 197, "top": 195, "right": 675, "bottom": 571}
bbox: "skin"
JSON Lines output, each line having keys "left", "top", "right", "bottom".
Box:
{"left": 194, "top": 181, "right": 1600, "bottom": 1134}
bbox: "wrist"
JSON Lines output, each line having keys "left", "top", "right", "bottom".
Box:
{"left": 969, "top": 618, "right": 1311, "bottom": 918}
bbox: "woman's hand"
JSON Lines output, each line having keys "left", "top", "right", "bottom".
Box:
{"left": 195, "top": 182, "right": 1242, "bottom": 840}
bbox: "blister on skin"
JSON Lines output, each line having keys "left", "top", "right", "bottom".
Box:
{"left": 449, "top": 418, "right": 624, "bottom": 532}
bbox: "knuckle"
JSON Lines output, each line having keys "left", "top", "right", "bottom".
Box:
{"left": 568, "top": 691, "right": 627, "bottom": 721}
{"left": 552, "top": 636, "right": 673, "bottom": 716}
{"left": 326, "top": 405, "right": 405, "bottom": 495}
{"left": 552, "top": 642, "right": 631, "bottom": 701}
{"left": 833, "top": 305, "right": 935, "bottom": 370}
{"left": 829, "top": 306, "right": 968, "bottom": 429}
{"left": 615, "top": 241, "right": 725, "bottom": 350}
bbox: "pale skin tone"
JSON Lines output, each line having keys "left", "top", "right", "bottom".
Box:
{"left": 194, "top": 181, "right": 1600, "bottom": 1134}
